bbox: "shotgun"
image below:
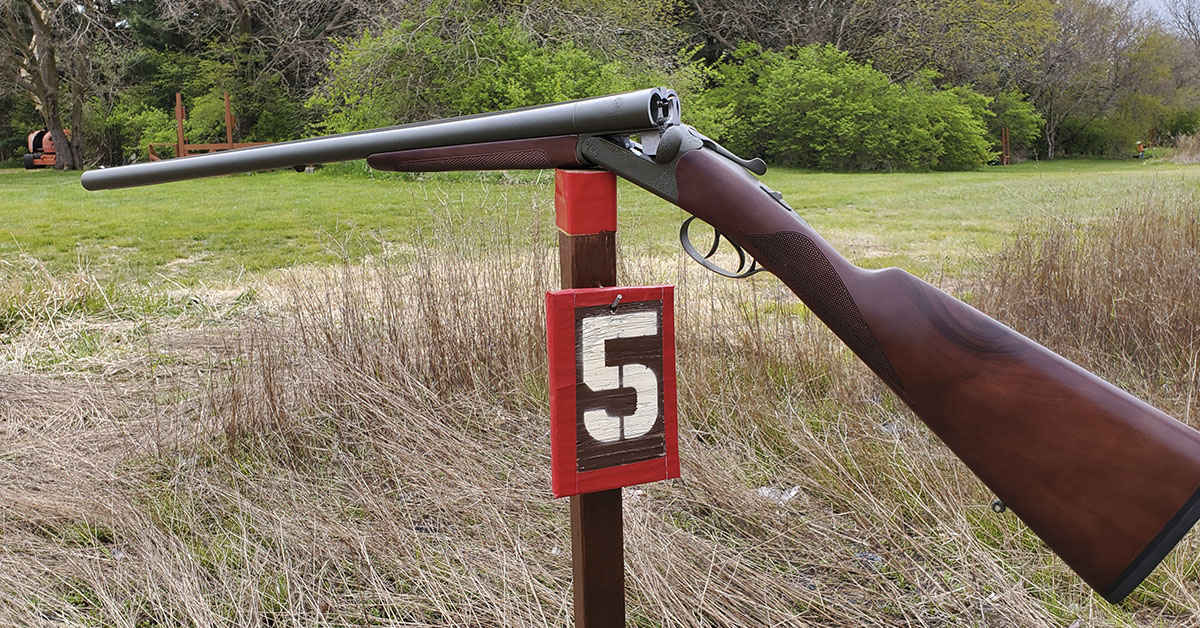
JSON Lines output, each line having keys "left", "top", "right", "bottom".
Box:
{"left": 81, "top": 88, "right": 1200, "bottom": 603}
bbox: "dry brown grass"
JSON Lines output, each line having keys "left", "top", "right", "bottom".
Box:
{"left": 1173, "top": 135, "right": 1200, "bottom": 165}
{"left": 3, "top": 196, "right": 1200, "bottom": 626}
{"left": 972, "top": 184, "right": 1200, "bottom": 415}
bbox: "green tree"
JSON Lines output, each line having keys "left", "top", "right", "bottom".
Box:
{"left": 308, "top": 13, "right": 681, "bottom": 133}
{"left": 699, "top": 45, "right": 993, "bottom": 170}
{"left": 988, "top": 89, "right": 1043, "bottom": 151}
{"left": 0, "top": 0, "right": 121, "bottom": 169}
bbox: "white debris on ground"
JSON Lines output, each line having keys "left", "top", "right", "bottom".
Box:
{"left": 756, "top": 485, "right": 801, "bottom": 505}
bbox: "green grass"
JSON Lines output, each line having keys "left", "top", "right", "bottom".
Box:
{"left": 759, "top": 157, "right": 1200, "bottom": 274}
{"left": 2, "top": 157, "right": 1197, "bottom": 284}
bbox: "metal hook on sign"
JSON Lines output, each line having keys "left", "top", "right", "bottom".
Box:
{"left": 610, "top": 294, "right": 622, "bottom": 312}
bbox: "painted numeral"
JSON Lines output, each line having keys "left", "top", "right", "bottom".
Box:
{"left": 579, "top": 310, "right": 659, "bottom": 442}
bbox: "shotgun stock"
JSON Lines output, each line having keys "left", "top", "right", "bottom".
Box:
{"left": 82, "top": 90, "right": 1200, "bottom": 603}
{"left": 665, "top": 148, "right": 1200, "bottom": 602}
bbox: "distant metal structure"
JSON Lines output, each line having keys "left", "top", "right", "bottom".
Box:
{"left": 23, "top": 129, "right": 64, "bottom": 169}
{"left": 148, "top": 92, "right": 268, "bottom": 161}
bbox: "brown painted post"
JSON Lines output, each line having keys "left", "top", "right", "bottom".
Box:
{"left": 174, "top": 92, "right": 186, "bottom": 159}
{"left": 555, "top": 169, "right": 624, "bottom": 628}
{"left": 224, "top": 92, "right": 235, "bottom": 150}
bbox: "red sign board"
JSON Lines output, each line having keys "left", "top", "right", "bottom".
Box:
{"left": 546, "top": 285, "right": 679, "bottom": 498}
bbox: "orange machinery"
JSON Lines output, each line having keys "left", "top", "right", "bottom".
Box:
{"left": 23, "top": 129, "right": 63, "bottom": 169}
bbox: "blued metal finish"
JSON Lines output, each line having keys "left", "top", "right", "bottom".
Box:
{"left": 584, "top": 127, "right": 768, "bottom": 279}
{"left": 577, "top": 128, "right": 700, "bottom": 202}
{"left": 693, "top": 129, "right": 767, "bottom": 175}
{"left": 82, "top": 88, "right": 678, "bottom": 190}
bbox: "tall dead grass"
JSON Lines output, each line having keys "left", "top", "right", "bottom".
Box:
{"left": 3, "top": 191, "right": 1200, "bottom": 626}
{"left": 972, "top": 185, "right": 1200, "bottom": 415}
{"left": 1173, "top": 134, "right": 1200, "bottom": 164}
{"left": 0, "top": 256, "right": 114, "bottom": 339}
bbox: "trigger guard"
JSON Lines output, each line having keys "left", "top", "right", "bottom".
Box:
{"left": 680, "top": 217, "right": 765, "bottom": 279}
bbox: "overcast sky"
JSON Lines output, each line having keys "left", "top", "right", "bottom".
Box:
{"left": 1137, "top": 0, "right": 1174, "bottom": 20}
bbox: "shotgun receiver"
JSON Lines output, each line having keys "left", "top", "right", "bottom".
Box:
{"left": 81, "top": 88, "right": 1200, "bottom": 603}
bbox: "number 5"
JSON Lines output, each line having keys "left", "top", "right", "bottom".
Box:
{"left": 580, "top": 311, "right": 659, "bottom": 443}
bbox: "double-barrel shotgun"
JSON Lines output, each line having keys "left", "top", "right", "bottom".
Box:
{"left": 81, "top": 88, "right": 1200, "bottom": 603}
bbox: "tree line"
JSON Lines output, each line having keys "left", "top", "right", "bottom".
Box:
{"left": 2, "top": 0, "right": 1198, "bottom": 170}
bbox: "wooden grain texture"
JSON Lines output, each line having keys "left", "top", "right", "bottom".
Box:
{"left": 570, "top": 489, "right": 624, "bottom": 627}
{"left": 573, "top": 300, "right": 667, "bottom": 472}
{"left": 559, "top": 232, "right": 617, "bottom": 288}
{"left": 557, "top": 169, "right": 624, "bottom": 627}
{"left": 672, "top": 147, "right": 1200, "bottom": 602}
{"left": 366, "top": 135, "right": 583, "bottom": 172}
{"left": 546, "top": 286, "right": 681, "bottom": 498}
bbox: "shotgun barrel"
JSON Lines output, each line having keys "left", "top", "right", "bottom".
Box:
{"left": 80, "top": 88, "right": 679, "bottom": 190}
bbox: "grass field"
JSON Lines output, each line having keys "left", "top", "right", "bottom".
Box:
{"left": 2, "top": 158, "right": 1200, "bottom": 627}
{"left": 4, "top": 157, "right": 1197, "bottom": 282}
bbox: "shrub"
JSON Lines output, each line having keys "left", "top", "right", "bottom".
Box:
{"left": 308, "top": 16, "right": 678, "bottom": 134}
{"left": 127, "top": 107, "right": 179, "bottom": 159}
{"left": 699, "top": 45, "right": 993, "bottom": 171}
{"left": 987, "top": 89, "right": 1042, "bottom": 151}
{"left": 0, "top": 94, "right": 39, "bottom": 163}
{"left": 908, "top": 81, "right": 995, "bottom": 170}
{"left": 1161, "top": 102, "right": 1200, "bottom": 140}
{"left": 175, "top": 49, "right": 304, "bottom": 145}
{"left": 78, "top": 43, "right": 307, "bottom": 166}
{"left": 83, "top": 100, "right": 179, "bottom": 164}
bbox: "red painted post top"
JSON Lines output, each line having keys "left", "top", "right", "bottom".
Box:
{"left": 555, "top": 170, "right": 617, "bottom": 235}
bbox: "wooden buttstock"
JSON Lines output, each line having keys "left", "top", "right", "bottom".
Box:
{"left": 366, "top": 135, "right": 583, "bottom": 172}
{"left": 673, "top": 147, "right": 1200, "bottom": 602}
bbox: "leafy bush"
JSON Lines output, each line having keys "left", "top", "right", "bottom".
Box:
{"left": 1054, "top": 116, "right": 1114, "bottom": 157}
{"left": 909, "top": 81, "right": 995, "bottom": 170}
{"left": 308, "top": 16, "right": 680, "bottom": 133}
{"left": 1054, "top": 88, "right": 1197, "bottom": 157}
{"left": 83, "top": 100, "right": 178, "bottom": 164}
{"left": 128, "top": 107, "right": 179, "bottom": 159}
{"left": 1057, "top": 110, "right": 1153, "bottom": 158}
{"left": 1161, "top": 103, "right": 1200, "bottom": 140}
{"left": 0, "top": 94, "right": 39, "bottom": 163}
{"left": 77, "top": 42, "right": 307, "bottom": 166}
{"left": 175, "top": 45, "right": 304, "bottom": 144}
{"left": 987, "top": 89, "right": 1042, "bottom": 151}
{"left": 699, "top": 45, "right": 993, "bottom": 170}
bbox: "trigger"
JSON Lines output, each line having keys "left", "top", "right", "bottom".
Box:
{"left": 679, "top": 216, "right": 765, "bottom": 279}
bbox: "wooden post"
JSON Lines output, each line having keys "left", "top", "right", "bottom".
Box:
{"left": 174, "top": 92, "right": 186, "bottom": 159}
{"left": 555, "top": 169, "right": 624, "bottom": 628}
{"left": 1001, "top": 126, "right": 1011, "bottom": 166}
{"left": 224, "top": 92, "right": 235, "bottom": 150}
